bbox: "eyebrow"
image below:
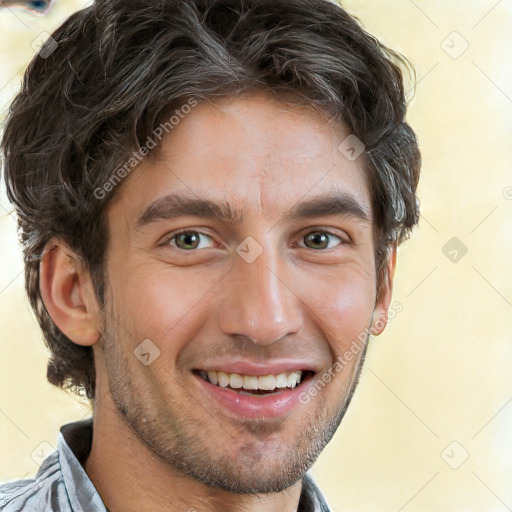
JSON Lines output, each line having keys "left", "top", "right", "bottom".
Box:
{"left": 135, "top": 191, "right": 371, "bottom": 232}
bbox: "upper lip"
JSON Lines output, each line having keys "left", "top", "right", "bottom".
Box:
{"left": 194, "top": 360, "right": 318, "bottom": 376}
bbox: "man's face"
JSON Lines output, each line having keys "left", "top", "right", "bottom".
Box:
{"left": 98, "top": 92, "right": 392, "bottom": 493}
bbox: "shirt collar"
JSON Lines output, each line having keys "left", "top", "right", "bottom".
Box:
{"left": 58, "top": 420, "right": 107, "bottom": 511}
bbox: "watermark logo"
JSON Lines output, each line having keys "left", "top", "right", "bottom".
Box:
{"left": 441, "top": 31, "right": 469, "bottom": 60}
{"left": 442, "top": 237, "right": 468, "bottom": 263}
{"left": 134, "top": 338, "right": 161, "bottom": 366}
{"left": 338, "top": 134, "right": 365, "bottom": 161}
{"left": 31, "top": 441, "right": 55, "bottom": 466}
{"left": 236, "top": 236, "right": 263, "bottom": 263}
{"left": 441, "top": 441, "right": 469, "bottom": 469}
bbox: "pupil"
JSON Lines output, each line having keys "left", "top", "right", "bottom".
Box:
{"left": 308, "top": 232, "right": 327, "bottom": 249}
{"left": 179, "top": 232, "right": 199, "bottom": 249}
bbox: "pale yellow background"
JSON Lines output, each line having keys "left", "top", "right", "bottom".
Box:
{"left": 1, "top": 1, "right": 511, "bottom": 511}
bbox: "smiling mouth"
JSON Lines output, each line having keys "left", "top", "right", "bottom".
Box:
{"left": 194, "top": 370, "right": 314, "bottom": 396}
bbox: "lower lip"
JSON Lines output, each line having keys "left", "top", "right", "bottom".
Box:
{"left": 194, "top": 373, "right": 311, "bottom": 419}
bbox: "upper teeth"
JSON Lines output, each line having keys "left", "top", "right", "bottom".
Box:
{"left": 199, "top": 370, "right": 303, "bottom": 391}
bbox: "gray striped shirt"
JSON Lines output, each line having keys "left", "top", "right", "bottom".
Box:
{"left": 1, "top": 419, "right": 331, "bottom": 511}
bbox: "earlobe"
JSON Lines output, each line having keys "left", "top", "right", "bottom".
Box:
{"left": 39, "top": 239, "right": 102, "bottom": 346}
{"left": 370, "top": 244, "right": 397, "bottom": 336}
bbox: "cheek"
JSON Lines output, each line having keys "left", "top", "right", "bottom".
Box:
{"left": 304, "top": 268, "right": 376, "bottom": 354}
{"left": 110, "top": 263, "right": 219, "bottom": 351}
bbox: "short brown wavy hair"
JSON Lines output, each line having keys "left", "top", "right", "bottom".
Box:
{"left": 2, "top": 0, "right": 421, "bottom": 400}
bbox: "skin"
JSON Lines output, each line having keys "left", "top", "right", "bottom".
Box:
{"left": 40, "top": 91, "right": 396, "bottom": 512}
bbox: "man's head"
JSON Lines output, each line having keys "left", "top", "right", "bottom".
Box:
{"left": 2, "top": 0, "right": 420, "bottom": 495}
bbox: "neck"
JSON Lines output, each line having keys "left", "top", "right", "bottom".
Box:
{"left": 83, "top": 392, "right": 303, "bottom": 512}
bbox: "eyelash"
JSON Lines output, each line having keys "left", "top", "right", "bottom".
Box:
{"left": 161, "top": 228, "right": 348, "bottom": 251}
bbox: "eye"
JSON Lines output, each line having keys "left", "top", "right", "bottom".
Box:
{"left": 300, "top": 230, "right": 343, "bottom": 250}
{"left": 165, "top": 230, "right": 216, "bottom": 251}
{"left": 161, "top": 229, "right": 346, "bottom": 252}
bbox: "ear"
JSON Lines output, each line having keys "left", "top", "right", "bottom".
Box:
{"left": 369, "top": 244, "right": 397, "bottom": 336}
{"left": 39, "top": 238, "right": 103, "bottom": 346}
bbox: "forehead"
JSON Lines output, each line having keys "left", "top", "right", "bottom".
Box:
{"left": 109, "top": 91, "right": 372, "bottom": 226}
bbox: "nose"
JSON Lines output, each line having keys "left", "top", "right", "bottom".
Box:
{"left": 217, "top": 244, "right": 303, "bottom": 346}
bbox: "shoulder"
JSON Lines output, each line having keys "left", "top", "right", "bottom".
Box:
{"left": 0, "top": 450, "right": 66, "bottom": 512}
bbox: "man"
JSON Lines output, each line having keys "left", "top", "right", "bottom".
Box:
{"left": 0, "top": 0, "right": 421, "bottom": 510}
